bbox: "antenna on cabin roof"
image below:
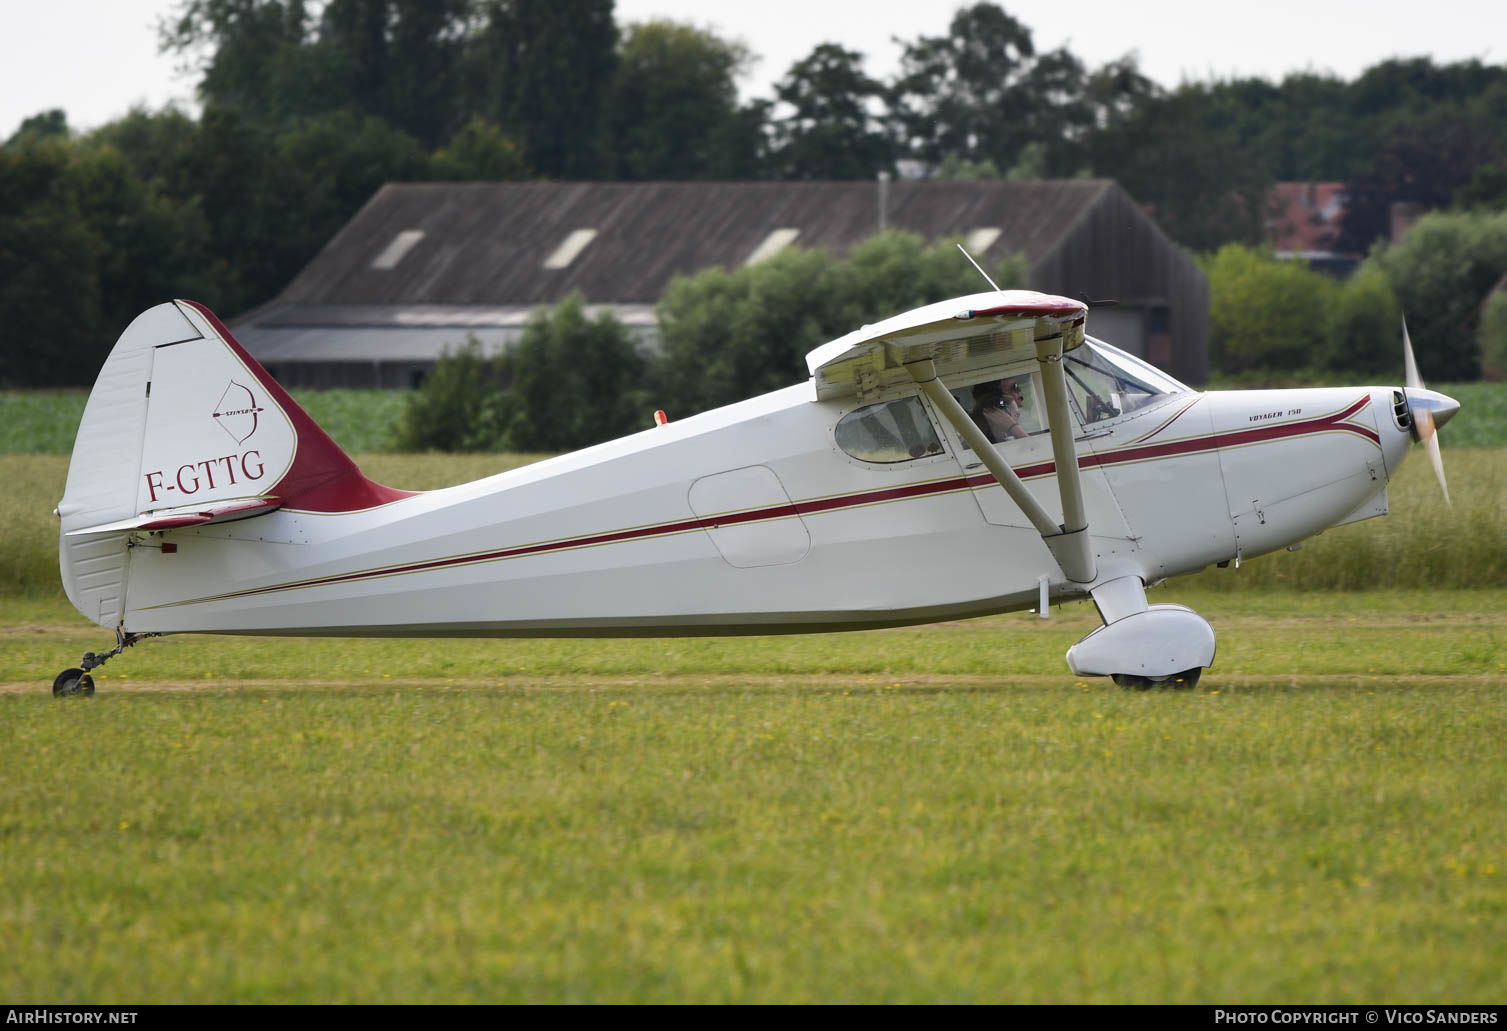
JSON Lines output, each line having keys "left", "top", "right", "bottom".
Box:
{"left": 956, "top": 243, "right": 1003, "bottom": 294}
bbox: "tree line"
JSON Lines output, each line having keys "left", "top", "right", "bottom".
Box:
{"left": 3, "top": 0, "right": 1507, "bottom": 387}
{"left": 402, "top": 213, "right": 1507, "bottom": 454}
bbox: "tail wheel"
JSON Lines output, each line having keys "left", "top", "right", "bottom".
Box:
{"left": 52, "top": 668, "right": 95, "bottom": 698}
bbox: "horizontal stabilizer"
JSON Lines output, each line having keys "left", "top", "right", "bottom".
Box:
{"left": 65, "top": 497, "right": 283, "bottom": 536}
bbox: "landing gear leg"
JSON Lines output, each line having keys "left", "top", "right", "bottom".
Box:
{"left": 51, "top": 628, "right": 158, "bottom": 698}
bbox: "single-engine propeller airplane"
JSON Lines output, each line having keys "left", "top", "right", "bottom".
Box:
{"left": 52, "top": 280, "right": 1459, "bottom": 696}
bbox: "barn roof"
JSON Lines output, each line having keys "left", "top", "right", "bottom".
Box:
{"left": 274, "top": 179, "right": 1125, "bottom": 307}
{"left": 236, "top": 179, "right": 1208, "bottom": 387}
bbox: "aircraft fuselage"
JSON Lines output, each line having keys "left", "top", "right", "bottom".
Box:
{"left": 113, "top": 352, "right": 1410, "bottom": 639}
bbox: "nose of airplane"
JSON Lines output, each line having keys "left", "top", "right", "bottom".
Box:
{"left": 1403, "top": 387, "right": 1460, "bottom": 440}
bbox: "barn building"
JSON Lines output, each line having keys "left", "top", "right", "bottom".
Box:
{"left": 232, "top": 179, "right": 1208, "bottom": 388}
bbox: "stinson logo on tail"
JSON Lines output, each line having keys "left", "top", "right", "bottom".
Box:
{"left": 213, "top": 380, "right": 265, "bottom": 444}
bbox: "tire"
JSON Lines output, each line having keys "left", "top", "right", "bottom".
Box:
{"left": 1111, "top": 669, "right": 1202, "bottom": 691}
{"left": 52, "top": 668, "right": 95, "bottom": 698}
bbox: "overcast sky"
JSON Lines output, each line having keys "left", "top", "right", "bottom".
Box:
{"left": 3, "top": 0, "right": 1502, "bottom": 140}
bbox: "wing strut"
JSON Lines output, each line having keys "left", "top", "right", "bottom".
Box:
{"left": 1033, "top": 330, "right": 1094, "bottom": 580}
{"left": 904, "top": 356, "right": 1096, "bottom": 583}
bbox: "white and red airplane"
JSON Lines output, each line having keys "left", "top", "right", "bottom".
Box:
{"left": 52, "top": 289, "right": 1458, "bottom": 695}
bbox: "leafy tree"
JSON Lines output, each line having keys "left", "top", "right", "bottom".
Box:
{"left": 1203, "top": 245, "right": 1338, "bottom": 374}
{"left": 88, "top": 107, "right": 203, "bottom": 201}
{"left": 935, "top": 154, "right": 1002, "bottom": 180}
{"left": 0, "top": 134, "right": 220, "bottom": 386}
{"left": 401, "top": 297, "right": 650, "bottom": 452}
{"left": 396, "top": 338, "right": 510, "bottom": 451}
{"left": 160, "top": 0, "right": 323, "bottom": 124}
{"left": 1322, "top": 263, "right": 1402, "bottom": 375}
{"left": 840, "top": 230, "right": 1025, "bottom": 321}
{"left": 1082, "top": 57, "right": 1157, "bottom": 134}
{"left": 0, "top": 140, "right": 103, "bottom": 386}
{"left": 657, "top": 231, "right": 1025, "bottom": 418}
{"left": 1478, "top": 291, "right": 1507, "bottom": 381}
{"left": 608, "top": 20, "right": 761, "bottom": 180}
{"left": 890, "top": 3, "right": 1090, "bottom": 176}
{"left": 1338, "top": 123, "right": 1502, "bottom": 252}
{"left": 1087, "top": 86, "right": 1271, "bottom": 250}
{"left": 500, "top": 295, "right": 649, "bottom": 450}
{"left": 1453, "top": 162, "right": 1507, "bottom": 212}
{"left": 657, "top": 248, "right": 839, "bottom": 417}
{"left": 5, "top": 109, "right": 71, "bottom": 147}
{"left": 767, "top": 44, "right": 892, "bottom": 180}
{"left": 178, "top": 106, "right": 291, "bottom": 312}
{"left": 162, "top": 0, "right": 476, "bottom": 147}
{"left": 1372, "top": 209, "right": 1507, "bottom": 380}
{"left": 316, "top": 0, "right": 473, "bottom": 147}
{"left": 68, "top": 144, "right": 218, "bottom": 335}
{"left": 274, "top": 110, "right": 431, "bottom": 258}
{"left": 470, "top": 0, "right": 617, "bottom": 178}
{"left": 429, "top": 117, "right": 528, "bottom": 180}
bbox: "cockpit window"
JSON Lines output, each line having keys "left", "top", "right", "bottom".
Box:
{"left": 835, "top": 396, "right": 945, "bottom": 463}
{"left": 1065, "top": 341, "right": 1187, "bottom": 423}
{"left": 949, "top": 371, "right": 1047, "bottom": 450}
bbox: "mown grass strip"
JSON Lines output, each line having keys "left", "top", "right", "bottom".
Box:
{"left": 1, "top": 662, "right": 1503, "bottom": 1003}
{"left": 4, "top": 588, "right": 1504, "bottom": 687}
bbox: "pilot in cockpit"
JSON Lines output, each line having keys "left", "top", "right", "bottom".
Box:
{"left": 970, "top": 378, "right": 1030, "bottom": 443}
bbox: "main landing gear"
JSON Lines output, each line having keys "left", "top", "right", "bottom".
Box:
{"left": 1066, "top": 575, "right": 1216, "bottom": 692}
{"left": 51, "top": 628, "right": 157, "bottom": 698}
{"left": 1111, "top": 668, "right": 1203, "bottom": 691}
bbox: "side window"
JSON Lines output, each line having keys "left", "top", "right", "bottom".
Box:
{"left": 949, "top": 371, "right": 1047, "bottom": 450}
{"left": 835, "top": 396, "right": 945, "bottom": 463}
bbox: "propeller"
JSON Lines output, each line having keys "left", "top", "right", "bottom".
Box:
{"left": 1401, "top": 317, "right": 1460, "bottom": 505}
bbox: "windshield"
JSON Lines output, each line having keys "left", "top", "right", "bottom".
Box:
{"left": 1064, "top": 340, "right": 1188, "bottom": 424}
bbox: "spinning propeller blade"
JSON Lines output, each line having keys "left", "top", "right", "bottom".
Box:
{"left": 1401, "top": 317, "right": 1458, "bottom": 506}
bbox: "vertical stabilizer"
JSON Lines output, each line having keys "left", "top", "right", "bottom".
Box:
{"left": 58, "top": 300, "right": 412, "bottom": 628}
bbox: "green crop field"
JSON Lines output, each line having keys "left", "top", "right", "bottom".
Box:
{"left": 0, "top": 389, "right": 410, "bottom": 455}
{"left": 4, "top": 381, "right": 1506, "bottom": 454}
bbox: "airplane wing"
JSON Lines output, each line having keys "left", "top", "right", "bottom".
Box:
{"left": 808, "top": 290, "right": 1096, "bottom": 583}
{"left": 64, "top": 497, "right": 283, "bottom": 536}
{"left": 805, "top": 290, "right": 1087, "bottom": 403}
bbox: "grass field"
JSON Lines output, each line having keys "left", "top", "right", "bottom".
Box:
{"left": 2, "top": 590, "right": 1504, "bottom": 1003}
